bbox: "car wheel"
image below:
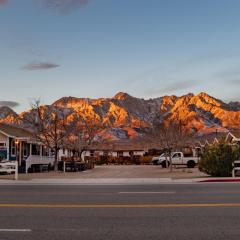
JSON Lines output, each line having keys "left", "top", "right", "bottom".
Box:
{"left": 162, "top": 161, "right": 170, "bottom": 168}
{"left": 152, "top": 160, "right": 158, "bottom": 165}
{"left": 187, "top": 160, "right": 195, "bottom": 168}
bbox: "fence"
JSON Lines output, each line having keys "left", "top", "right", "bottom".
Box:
{"left": 62, "top": 157, "right": 94, "bottom": 172}
{"left": 0, "top": 161, "right": 18, "bottom": 180}
{"left": 25, "top": 155, "right": 55, "bottom": 173}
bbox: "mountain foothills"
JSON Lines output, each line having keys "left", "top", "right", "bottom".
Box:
{"left": 0, "top": 92, "right": 240, "bottom": 141}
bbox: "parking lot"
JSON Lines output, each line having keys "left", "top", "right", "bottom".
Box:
{"left": 0, "top": 165, "right": 208, "bottom": 181}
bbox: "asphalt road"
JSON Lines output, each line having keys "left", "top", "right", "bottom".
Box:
{"left": 0, "top": 183, "right": 240, "bottom": 240}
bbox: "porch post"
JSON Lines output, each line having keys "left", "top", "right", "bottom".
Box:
{"left": 19, "top": 141, "right": 22, "bottom": 166}
{"left": 6, "top": 137, "right": 10, "bottom": 161}
{"left": 30, "top": 143, "right": 32, "bottom": 156}
{"left": 40, "top": 145, "right": 43, "bottom": 158}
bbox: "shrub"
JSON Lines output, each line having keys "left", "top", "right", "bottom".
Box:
{"left": 96, "top": 156, "right": 108, "bottom": 165}
{"left": 132, "top": 156, "right": 140, "bottom": 165}
{"left": 199, "top": 142, "right": 238, "bottom": 177}
{"left": 139, "top": 156, "right": 152, "bottom": 165}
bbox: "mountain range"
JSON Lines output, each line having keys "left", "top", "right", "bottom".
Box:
{"left": 0, "top": 92, "right": 240, "bottom": 141}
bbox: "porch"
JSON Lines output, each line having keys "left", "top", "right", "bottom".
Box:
{"left": 9, "top": 139, "right": 55, "bottom": 173}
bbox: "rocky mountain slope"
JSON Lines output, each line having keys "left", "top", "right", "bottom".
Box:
{"left": 53, "top": 92, "right": 240, "bottom": 139}
{"left": 0, "top": 106, "right": 18, "bottom": 124}
{"left": 0, "top": 92, "right": 239, "bottom": 140}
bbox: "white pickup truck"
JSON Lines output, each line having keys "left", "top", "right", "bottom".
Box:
{"left": 157, "top": 152, "right": 199, "bottom": 168}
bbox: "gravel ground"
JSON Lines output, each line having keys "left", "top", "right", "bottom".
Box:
{"left": 0, "top": 165, "right": 208, "bottom": 181}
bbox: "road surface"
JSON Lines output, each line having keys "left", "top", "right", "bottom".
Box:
{"left": 0, "top": 183, "right": 240, "bottom": 240}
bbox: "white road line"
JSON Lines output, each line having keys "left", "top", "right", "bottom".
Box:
{"left": 0, "top": 229, "right": 32, "bottom": 232}
{"left": 118, "top": 191, "right": 176, "bottom": 194}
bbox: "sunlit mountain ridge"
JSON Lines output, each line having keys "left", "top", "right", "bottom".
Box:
{"left": 1, "top": 92, "right": 239, "bottom": 140}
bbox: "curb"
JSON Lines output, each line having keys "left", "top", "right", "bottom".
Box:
{"left": 199, "top": 178, "right": 240, "bottom": 183}
{"left": 1, "top": 177, "right": 240, "bottom": 185}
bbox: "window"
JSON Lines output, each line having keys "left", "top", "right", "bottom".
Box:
{"left": 49, "top": 149, "right": 55, "bottom": 157}
{"left": 32, "top": 144, "right": 40, "bottom": 155}
{"left": 172, "top": 153, "right": 181, "bottom": 158}
{"left": 90, "top": 150, "right": 94, "bottom": 157}
{"left": 42, "top": 146, "right": 49, "bottom": 156}
{"left": 11, "top": 142, "right": 16, "bottom": 156}
{"left": 103, "top": 151, "right": 108, "bottom": 156}
{"left": 117, "top": 151, "right": 123, "bottom": 157}
{"left": 0, "top": 142, "right": 6, "bottom": 149}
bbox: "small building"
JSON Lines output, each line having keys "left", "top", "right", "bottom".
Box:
{"left": 0, "top": 123, "right": 54, "bottom": 172}
{"left": 82, "top": 148, "right": 146, "bottom": 158}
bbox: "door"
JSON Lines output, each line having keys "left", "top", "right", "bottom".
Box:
{"left": 171, "top": 153, "right": 182, "bottom": 165}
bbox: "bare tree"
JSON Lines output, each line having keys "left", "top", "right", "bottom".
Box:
{"left": 64, "top": 111, "right": 106, "bottom": 158}
{"left": 22, "top": 99, "right": 74, "bottom": 171}
{"left": 152, "top": 118, "right": 195, "bottom": 171}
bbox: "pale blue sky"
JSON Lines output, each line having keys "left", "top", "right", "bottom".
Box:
{"left": 1, "top": 0, "right": 240, "bottom": 112}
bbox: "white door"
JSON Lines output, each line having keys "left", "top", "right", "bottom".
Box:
{"left": 171, "top": 153, "right": 182, "bottom": 165}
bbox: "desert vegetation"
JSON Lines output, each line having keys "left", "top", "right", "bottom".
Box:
{"left": 199, "top": 142, "right": 239, "bottom": 177}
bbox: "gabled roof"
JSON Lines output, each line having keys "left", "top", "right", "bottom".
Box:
{"left": 213, "top": 138, "right": 219, "bottom": 144}
{"left": 225, "top": 131, "right": 240, "bottom": 143}
{"left": 228, "top": 131, "right": 240, "bottom": 140}
{"left": 0, "top": 123, "right": 32, "bottom": 139}
{"left": 197, "top": 131, "right": 228, "bottom": 146}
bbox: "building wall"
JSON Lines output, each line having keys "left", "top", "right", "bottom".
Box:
{"left": 133, "top": 151, "right": 145, "bottom": 156}
{"left": 0, "top": 132, "right": 8, "bottom": 160}
{"left": 9, "top": 138, "right": 16, "bottom": 161}
{"left": 111, "top": 152, "right": 118, "bottom": 157}
{"left": 82, "top": 150, "right": 145, "bottom": 157}
{"left": 59, "top": 148, "right": 71, "bottom": 160}
{"left": 0, "top": 132, "right": 8, "bottom": 142}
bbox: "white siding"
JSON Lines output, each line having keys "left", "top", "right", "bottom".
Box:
{"left": 133, "top": 151, "right": 145, "bottom": 156}
{"left": 123, "top": 152, "right": 130, "bottom": 157}
{"left": 0, "top": 132, "right": 7, "bottom": 142}
{"left": 59, "top": 149, "right": 71, "bottom": 159}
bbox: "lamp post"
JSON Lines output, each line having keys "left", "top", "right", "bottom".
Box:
{"left": 78, "top": 131, "right": 86, "bottom": 161}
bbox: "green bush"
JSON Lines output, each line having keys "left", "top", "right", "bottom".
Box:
{"left": 96, "top": 156, "right": 108, "bottom": 165}
{"left": 199, "top": 142, "right": 238, "bottom": 177}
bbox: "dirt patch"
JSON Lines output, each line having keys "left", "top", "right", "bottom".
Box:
{"left": 0, "top": 165, "right": 208, "bottom": 181}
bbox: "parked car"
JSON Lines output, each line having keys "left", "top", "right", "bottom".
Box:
{"left": 157, "top": 151, "right": 199, "bottom": 168}
{"left": 151, "top": 153, "right": 166, "bottom": 165}
{"left": 232, "top": 160, "right": 240, "bottom": 177}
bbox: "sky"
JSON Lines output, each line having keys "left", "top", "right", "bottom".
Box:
{"left": 1, "top": 0, "right": 240, "bottom": 112}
